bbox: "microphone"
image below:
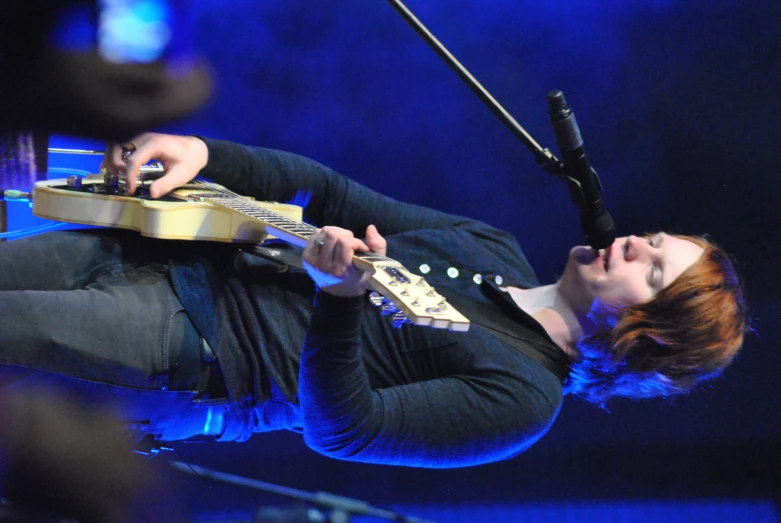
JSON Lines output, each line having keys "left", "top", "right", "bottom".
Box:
{"left": 547, "top": 90, "right": 616, "bottom": 250}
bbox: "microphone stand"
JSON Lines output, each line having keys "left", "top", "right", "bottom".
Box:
{"left": 169, "top": 460, "right": 439, "bottom": 523}
{"left": 384, "top": 0, "right": 564, "bottom": 177}
{"left": 385, "top": 0, "right": 616, "bottom": 249}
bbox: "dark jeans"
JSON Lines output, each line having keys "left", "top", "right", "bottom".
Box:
{"left": 0, "top": 229, "right": 227, "bottom": 441}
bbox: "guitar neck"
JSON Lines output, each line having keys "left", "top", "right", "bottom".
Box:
{"left": 192, "top": 181, "right": 387, "bottom": 272}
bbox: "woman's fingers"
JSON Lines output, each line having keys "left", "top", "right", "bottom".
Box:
{"left": 316, "top": 229, "right": 338, "bottom": 274}
{"left": 122, "top": 136, "right": 160, "bottom": 195}
{"left": 305, "top": 227, "right": 362, "bottom": 274}
{"left": 101, "top": 139, "right": 139, "bottom": 175}
{"left": 148, "top": 160, "right": 195, "bottom": 199}
{"left": 365, "top": 224, "right": 386, "bottom": 256}
{"left": 334, "top": 236, "right": 369, "bottom": 277}
{"left": 147, "top": 135, "right": 209, "bottom": 198}
{"left": 101, "top": 133, "right": 208, "bottom": 198}
{"left": 303, "top": 227, "right": 372, "bottom": 293}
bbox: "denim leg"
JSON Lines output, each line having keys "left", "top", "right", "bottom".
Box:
{"left": 0, "top": 228, "right": 208, "bottom": 388}
{"left": 0, "top": 228, "right": 230, "bottom": 440}
{"left": 0, "top": 265, "right": 199, "bottom": 390}
{"left": 0, "top": 228, "right": 186, "bottom": 291}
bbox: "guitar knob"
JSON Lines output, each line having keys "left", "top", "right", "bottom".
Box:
{"left": 392, "top": 312, "right": 410, "bottom": 328}
{"left": 368, "top": 292, "right": 386, "bottom": 307}
{"left": 381, "top": 303, "right": 399, "bottom": 316}
{"left": 103, "top": 171, "right": 119, "bottom": 188}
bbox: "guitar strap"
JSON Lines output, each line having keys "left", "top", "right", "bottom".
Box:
{"left": 246, "top": 241, "right": 305, "bottom": 270}
{"left": 446, "top": 279, "right": 572, "bottom": 385}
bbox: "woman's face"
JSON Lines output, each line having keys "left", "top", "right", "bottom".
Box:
{"left": 561, "top": 233, "right": 705, "bottom": 315}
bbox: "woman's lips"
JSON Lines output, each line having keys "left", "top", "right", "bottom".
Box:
{"left": 576, "top": 245, "right": 612, "bottom": 271}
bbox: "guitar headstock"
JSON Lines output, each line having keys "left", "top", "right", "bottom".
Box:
{"left": 366, "top": 262, "right": 470, "bottom": 332}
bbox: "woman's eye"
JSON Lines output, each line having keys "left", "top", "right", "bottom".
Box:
{"left": 649, "top": 265, "right": 659, "bottom": 288}
{"left": 647, "top": 237, "right": 655, "bottom": 246}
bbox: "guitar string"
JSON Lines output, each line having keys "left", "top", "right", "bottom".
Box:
{"left": 183, "top": 178, "right": 395, "bottom": 263}
{"left": 189, "top": 179, "right": 317, "bottom": 236}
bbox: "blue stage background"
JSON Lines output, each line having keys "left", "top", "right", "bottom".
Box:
{"left": 6, "top": 0, "right": 780, "bottom": 521}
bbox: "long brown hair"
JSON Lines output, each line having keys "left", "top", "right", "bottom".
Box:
{"left": 566, "top": 234, "right": 748, "bottom": 406}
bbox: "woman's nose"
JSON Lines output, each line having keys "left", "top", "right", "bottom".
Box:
{"left": 624, "top": 235, "right": 649, "bottom": 262}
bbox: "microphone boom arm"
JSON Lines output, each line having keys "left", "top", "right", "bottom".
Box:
{"left": 385, "top": 0, "right": 616, "bottom": 249}
{"left": 385, "top": 0, "right": 564, "bottom": 176}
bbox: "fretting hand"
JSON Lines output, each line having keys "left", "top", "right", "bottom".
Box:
{"left": 303, "top": 225, "right": 387, "bottom": 297}
{"left": 102, "top": 132, "right": 209, "bottom": 198}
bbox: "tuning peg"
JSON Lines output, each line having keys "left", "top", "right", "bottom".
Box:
{"left": 381, "top": 303, "right": 399, "bottom": 316}
{"left": 392, "top": 312, "right": 411, "bottom": 328}
{"left": 368, "top": 292, "right": 386, "bottom": 307}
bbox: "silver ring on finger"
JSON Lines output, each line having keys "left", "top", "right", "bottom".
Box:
{"left": 121, "top": 143, "right": 136, "bottom": 163}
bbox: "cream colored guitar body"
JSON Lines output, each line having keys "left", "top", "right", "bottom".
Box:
{"left": 33, "top": 179, "right": 301, "bottom": 243}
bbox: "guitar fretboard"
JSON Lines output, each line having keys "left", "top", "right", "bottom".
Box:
{"left": 190, "top": 182, "right": 390, "bottom": 264}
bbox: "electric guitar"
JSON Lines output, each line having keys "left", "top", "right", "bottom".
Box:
{"left": 32, "top": 174, "right": 470, "bottom": 332}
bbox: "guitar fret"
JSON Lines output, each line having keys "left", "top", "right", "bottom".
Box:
{"left": 197, "top": 191, "right": 318, "bottom": 241}
{"left": 196, "top": 185, "right": 441, "bottom": 299}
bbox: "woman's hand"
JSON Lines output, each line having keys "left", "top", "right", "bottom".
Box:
{"left": 101, "top": 132, "right": 209, "bottom": 198}
{"left": 302, "top": 225, "right": 387, "bottom": 297}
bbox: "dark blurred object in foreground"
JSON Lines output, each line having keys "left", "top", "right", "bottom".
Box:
{"left": 0, "top": 387, "right": 184, "bottom": 523}
{"left": 0, "top": 0, "right": 210, "bottom": 142}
